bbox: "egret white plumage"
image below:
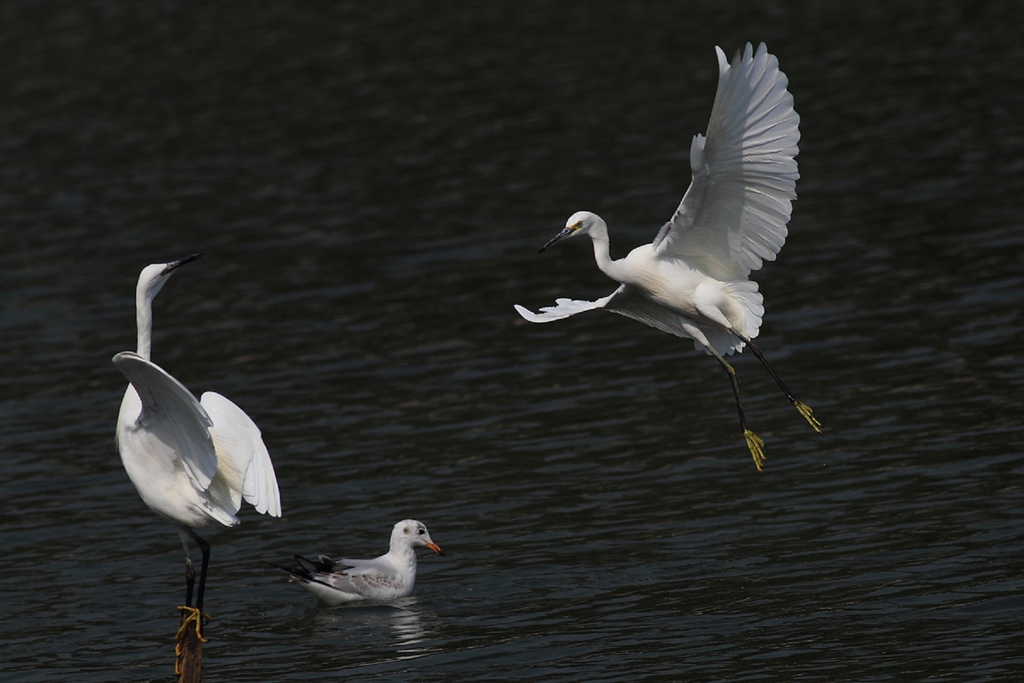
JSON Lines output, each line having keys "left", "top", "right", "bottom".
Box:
{"left": 515, "top": 43, "right": 820, "bottom": 470}
{"left": 113, "top": 254, "right": 282, "bottom": 639}
{"left": 269, "top": 520, "right": 443, "bottom": 606}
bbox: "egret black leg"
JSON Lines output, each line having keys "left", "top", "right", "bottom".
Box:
{"left": 186, "top": 528, "right": 211, "bottom": 613}
{"left": 737, "top": 335, "right": 821, "bottom": 433}
{"left": 175, "top": 528, "right": 211, "bottom": 644}
{"left": 178, "top": 530, "right": 196, "bottom": 607}
{"left": 705, "top": 344, "right": 766, "bottom": 471}
{"left": 184, "top": 560, "right": 195, "bottom": 607}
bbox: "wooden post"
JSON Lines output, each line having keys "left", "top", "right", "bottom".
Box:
{"left": 175, "top": 607, "right": 206, "bottom": 682}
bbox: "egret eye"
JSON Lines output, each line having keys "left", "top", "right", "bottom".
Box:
{"left": 573, "top": 221, "right": 583, "bottom": 230}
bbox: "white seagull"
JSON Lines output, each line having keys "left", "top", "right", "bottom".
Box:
{"left": 269, "top": 520, "right": 443, "bottom": 606}
{"left": 113, "top": 254, "right": 282, "bottom": 638}
{"left": 515, "top": 43, "right": 821, "bottom": 470}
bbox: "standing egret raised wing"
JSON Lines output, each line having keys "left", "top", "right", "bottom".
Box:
{"left": 114, "top": 350, "right": 218, "bottom": 494}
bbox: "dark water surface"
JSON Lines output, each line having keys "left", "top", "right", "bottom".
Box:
{"left": 3, "top": 2, "right": 1024, "bottom": 681}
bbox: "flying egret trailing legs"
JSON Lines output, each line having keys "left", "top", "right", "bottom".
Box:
{"left": 515, "top": 43, "right": 821, "bottom": 471}
{"left": 113, "top": 254, "right": 282, "bottom": 644}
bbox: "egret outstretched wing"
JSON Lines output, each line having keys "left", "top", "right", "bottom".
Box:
{"left": 653, "top": 42, "right": 800, "bottom": 281}
{"left": 513, "top": 288, "right": 621, "bottom": 323}
{"left": 603, "top": 285, "right": 753, "bottom": 356}
{"left": 516, "top": 285, "right": 749, "bottom": 355}
{"left": 113, "top": 351, "right": 218, "bottom": 492}
{"left": 201, "top": 392, "right": 282, "bottom": 518}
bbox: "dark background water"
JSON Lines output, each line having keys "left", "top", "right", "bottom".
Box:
{"left": 2, "top": 2, "right": 1024, "bottom": 681}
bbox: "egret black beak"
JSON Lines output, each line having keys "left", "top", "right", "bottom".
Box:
{"left": 163, "top": 253, "right": 203, "bottom": 275}
{"left": 539, "top": 228, "right": 574, "bottom": 254}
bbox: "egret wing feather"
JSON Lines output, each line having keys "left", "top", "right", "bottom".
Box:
{"left": 517, "top": 284, "right": 751, "bottom": 356}
{"left": 602, "top": 285, "right": 747, "bottom": 356}
{"left": 200, "top": 391, "right": 282, "bottom": 518}
{"left": 514, "top": 289, "right": 621, "bottom": 323}
{"left": 112, "top": 351, "right": 218, "bottom": 491}
{"left": 653, "top": 42, "right": 799, "bottom": 280}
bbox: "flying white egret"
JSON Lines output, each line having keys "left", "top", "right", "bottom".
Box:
{"left": 113, "top": 254, "right": 282, "bottom": 641}
{"left": 515, "top": 43, "right": 820, "bottom": 471}
{"left": 268, "top": 519, "right": 444, "bottom": 606}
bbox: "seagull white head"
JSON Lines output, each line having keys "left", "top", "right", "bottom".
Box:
{"left": 136, "top": 253, "right": 203, "bottom": 304}
{"left": 391, "top": 519, "right": 444, "bottom": 556}
{"left": 539, "top": 211, "right": 605, "bottom": 253}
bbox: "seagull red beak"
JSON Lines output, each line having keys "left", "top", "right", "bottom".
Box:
{"left": 425, "top": 541, "right": 444, "bottom": 556}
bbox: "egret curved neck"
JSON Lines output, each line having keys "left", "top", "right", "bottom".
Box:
{"left": 135, "top": 292, "right": 153, "bottom": 360}
{"left": 588, "top": 224, "right": 625, "bottom": 281}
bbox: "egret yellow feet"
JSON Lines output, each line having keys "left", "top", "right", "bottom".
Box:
{"left": 175, "top": 606, "right": 209, "bottom": 676}
{"left": 794, "top": 401, "right": 821, "bottom": 433}
{"left": 175, "top": 605, "right": 210, "bottom": 644}
{"left": 744, "top": 430, "right": 766, "bottom": 472}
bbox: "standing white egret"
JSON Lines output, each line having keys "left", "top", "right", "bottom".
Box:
{"left": 113, "top": 253, "right": 282, "bottom": 641}
{"left": 515, "top": 43, "right": 820, "bottom": 471}
{"left": 268, "top": 520, "right": 444, "bottom": 606}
